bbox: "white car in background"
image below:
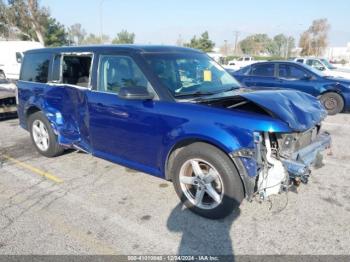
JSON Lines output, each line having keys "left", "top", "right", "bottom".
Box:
{"left": 224, "top": 56, "right": 262, "bottom": 71}
{"left": 0, "top": 41, "right": 43, "bottom": 80}
{"left": 294, "top": 57, "right": 350, "bottom": 79}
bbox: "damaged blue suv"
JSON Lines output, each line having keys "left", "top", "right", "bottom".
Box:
{"left": 17, "top": 45, "right": 331, "bottom": 219}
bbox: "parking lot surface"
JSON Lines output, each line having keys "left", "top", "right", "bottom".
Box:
{"left": 0, "top": 114, "right": 349, "bottom": 255}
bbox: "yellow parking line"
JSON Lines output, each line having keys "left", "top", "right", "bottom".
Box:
{"left": 2, "top": 154, "right": 63, "bottom": 183}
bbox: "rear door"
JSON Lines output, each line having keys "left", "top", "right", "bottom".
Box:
{"left": 239, "top": 63, "right": 279, "bottom": 90}
{"left": 47, "top": 52, "right": 94, "bottom": 151}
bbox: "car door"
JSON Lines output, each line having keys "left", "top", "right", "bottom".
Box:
{"left": 276, "top": 63, "right": 320, "bottom": 96}
{"left": 239, "top": 63, "right": 279, "bottom": 90}
{"left": 86, "top": 53, "right": 162, "bottom": 175}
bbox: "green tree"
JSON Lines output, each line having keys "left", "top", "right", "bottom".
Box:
{"left": 271, "top": 34, "right": 295, "bottom": 58}
{"left": 272, "top": 34, "right": 287, "bottom": 56}
{"left": 184, "top": 31, "right": 215, "bottom": 52}
{"left": 82, "top": 33, "right": 109, "bottom": 45}
{"left": 44, "top": 17, "right": 68, "bottom": 46}
{"left": 299, "top": 18, "right": 330, "bottom": 56}
{"left": 0, "top": 0, "right": 69, "bottom": 46}
{"left": 4, "top": 0, "right": 49, "bottom": 44}
{"left": 286, "top": 36, "right": 295, "bottom": 57}
{"left": 239, "top": 34, "right": 272, "bottom": 55}
{"left": 68, "top": 23, "right": 86, "bottom": 45}
{"left": 112, "top": 30, "right": 135, "bottom": 44}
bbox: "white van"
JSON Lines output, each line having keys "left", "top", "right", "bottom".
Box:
{"left": 0, "top": 41, "right": 43, "bottom": 80}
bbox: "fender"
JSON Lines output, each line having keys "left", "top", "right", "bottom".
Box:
{"left": 154, "top": 100, "right": 292, "bottom": 177}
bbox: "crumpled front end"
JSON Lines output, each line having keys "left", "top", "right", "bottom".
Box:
{"left": 230, "top": 126, "right": 331, "bottom": 199}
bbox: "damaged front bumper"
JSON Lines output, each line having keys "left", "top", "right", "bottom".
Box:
{"left": 282, "top": 132, "right": 331, "bottom": 183}
{"left": 230, "top": 131, "right": 331, "bottom": 199}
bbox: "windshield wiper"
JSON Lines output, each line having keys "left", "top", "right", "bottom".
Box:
{"left": 174, "top": 91, "right": 217, "bottom": 98}
{"left": 220, "top": 86, "right": 240, "bottom": 92}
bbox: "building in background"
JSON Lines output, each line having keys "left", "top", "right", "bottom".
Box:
{"left": 325, "top": 42, "right": 350, "bottom": 62}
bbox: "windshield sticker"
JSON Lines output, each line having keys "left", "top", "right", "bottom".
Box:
{"left": 203, "top": 70, "right": 212, "bottom": 81}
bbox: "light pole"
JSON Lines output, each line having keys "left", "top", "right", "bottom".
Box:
{"left": 233, "top": 31, "right": 240, "bottom": 55}
{"left": 99, "top": 0, "right": 105, "bottom": 43}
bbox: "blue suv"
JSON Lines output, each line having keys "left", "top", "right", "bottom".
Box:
{"left": 233, "top": 61, "right": 350, "bottom": 115}
{"left": 17, "top": 46, "right": 331, "bottom": 219}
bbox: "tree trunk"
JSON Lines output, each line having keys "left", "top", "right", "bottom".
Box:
{"left": 32, "top": 21, "right": 45, "bottom": 45}
{"left": 28, "top": 0, "right": 45, "bottom": 45}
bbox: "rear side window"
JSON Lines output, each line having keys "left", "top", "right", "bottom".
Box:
{"left": 250, "top": 63, "right": 275, "bottom": 77}
{"left": 279, "top": 64, "right": 306, "bottom": 80}
{"left": 20, "top": 53, "right": 51, "bottom": 83}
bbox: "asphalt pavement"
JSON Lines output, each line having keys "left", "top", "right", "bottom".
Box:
{"left": 0, "top": 114, "right": 349, "bottom": 255}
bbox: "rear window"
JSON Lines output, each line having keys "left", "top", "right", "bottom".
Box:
{"left": 20, "top": 53, "right": 51, "bottom": 83}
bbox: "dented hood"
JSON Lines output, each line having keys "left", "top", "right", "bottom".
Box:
{"left": 240, "top": 90, "right": 327, "bottom": 131}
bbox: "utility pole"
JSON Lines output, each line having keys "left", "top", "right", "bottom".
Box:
{"left": 99, "top": 0, "right": 105, "bottom": 43}
{"left": 285, "top": 36, "right": 289, "bottom": 59}
{"left": 233, "top": 31, "right": 240, "bottom": 55}
{"left": 224, "top": 40, "right": 228, "bottom": 56}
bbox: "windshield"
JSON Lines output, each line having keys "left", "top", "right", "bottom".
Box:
{"left": 144, "top": 53, "right": 241, "bottom": 98}
{"left": 320, "top": 58, "right": 337, "bottom": 69}
{"left": 302, "top": 63, "right": 326, "bottom": 77}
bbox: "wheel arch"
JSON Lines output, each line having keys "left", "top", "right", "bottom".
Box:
{"left": 164, "top": 138, "right": 232, "bottom": 180}
{"left": 164, "top": 138, "right": 250, "bottom": 198}
{"left": 319, "top": 89, "right": 345, "bottom": 112}
{"left": 26, "top": 105, "right": 41, "bottom": 120}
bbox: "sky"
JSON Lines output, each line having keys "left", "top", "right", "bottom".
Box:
{"left": 41, "top": 0, "right": 350, "bottom": 47}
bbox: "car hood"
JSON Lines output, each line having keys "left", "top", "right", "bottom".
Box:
{"left": 323, "top": 76, "right": 350, "bottom": 84}
{"left": 239, "top": 90, "right": 327, "bottom": 131}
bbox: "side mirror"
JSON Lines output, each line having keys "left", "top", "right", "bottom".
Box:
{"left": 316, "top": 66, "right": 325, "bottom": 71}
{"left": 118, "top": 86, "right": 154, "bottom": 100}
{"left": 301, "top": 74, "right": 312, "bottom": 81}
{"left": 15, "top": 52, "right": 23, "bottom": 63}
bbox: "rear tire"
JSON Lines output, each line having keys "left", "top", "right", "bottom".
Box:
{"left": 28, "top": 111, "right": 64, "bottom": 157}
{"left": 320, "top": 92, "right": 344, "bottom": 115}
{"left": 170, "top": 142, "right": 244, "bottom": 219}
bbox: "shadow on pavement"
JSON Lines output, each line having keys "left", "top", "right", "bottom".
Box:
{"left": 167, "top": 202, "right": 240, "bottom": 258}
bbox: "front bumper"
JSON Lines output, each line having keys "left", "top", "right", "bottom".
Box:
{"left": 282, "top": 132, "right": 331, "bottom": 181}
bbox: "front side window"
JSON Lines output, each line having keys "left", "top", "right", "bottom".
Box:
{"left": 144, "top": 53, "right": 240, "bottom": 97}
{"left": 236, "top": 65, "right": 251, "bottom": 75}
{"left": 279, "top": 64, "right": 307, "bottom": 80}
{"left": 98, "top": 55, "right": 153, "bottom": 94}
{"left": 20, "top": 53, "right": 50, "bottom": 83}
{"left": 250, "top": 63, "right": 275, "bottom": 77}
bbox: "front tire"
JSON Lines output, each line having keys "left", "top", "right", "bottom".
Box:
{"left": 320, "top": 92, "right": 344, "bottom": 115}
{"left": 170, "top": 142, "right": 244, "bottom": 219}
{"left": 28, "top": 111, "right": 64, "bottom": 157}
